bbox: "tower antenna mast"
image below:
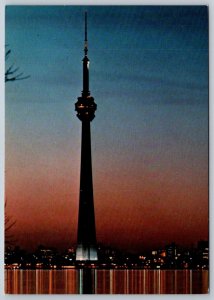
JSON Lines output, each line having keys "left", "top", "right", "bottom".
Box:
{"left": 84, "top": 12, "right": 88, "bottom": 55}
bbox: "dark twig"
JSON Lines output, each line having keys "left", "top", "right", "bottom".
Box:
{"left": 5, "top": 47, "right": 30, "bottom": 82}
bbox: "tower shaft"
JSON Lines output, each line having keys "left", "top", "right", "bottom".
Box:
{"left": 76, "top": 121, "right": 97, "bottom": 260}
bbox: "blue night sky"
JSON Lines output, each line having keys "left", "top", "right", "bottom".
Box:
{"left": 5, "top": 6, "right": 208, "bottom": 253}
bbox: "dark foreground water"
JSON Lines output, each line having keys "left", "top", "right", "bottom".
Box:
{"left": 5, "top": 269, "right": 209, "bottom": 294}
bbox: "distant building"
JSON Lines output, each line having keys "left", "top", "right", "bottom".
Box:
{"left": 197, "top": 240, "right": 209, "bottom": 268}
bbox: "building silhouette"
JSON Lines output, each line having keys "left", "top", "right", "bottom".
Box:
{"left": 75, "top": 13, "right": 98, "bottom": 261}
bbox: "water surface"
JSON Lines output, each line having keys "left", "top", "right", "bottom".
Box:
{"left": 5, "top": 269, "right": 209, "bottom": 294}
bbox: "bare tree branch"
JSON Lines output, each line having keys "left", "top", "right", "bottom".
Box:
{"left": 5, "top": 200, "right": 17, "bottom": 246}
{"left": 5, "top": 47, "right": 30, "bottom": 82}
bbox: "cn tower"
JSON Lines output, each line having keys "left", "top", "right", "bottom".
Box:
{"left": 75, "top": 12, "right": 98, "bottom": 261}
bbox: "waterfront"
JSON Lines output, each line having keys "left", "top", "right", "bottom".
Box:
{"left": 5, "top": 269, "right": 208, "bottom": 294}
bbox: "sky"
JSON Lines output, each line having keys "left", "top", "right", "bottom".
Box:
{"left": 5, "top": 5, "right": 208, "bottom": 253}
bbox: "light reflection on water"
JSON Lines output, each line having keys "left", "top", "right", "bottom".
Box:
{"left": 5, "top": 269, "right": 209, "bottom": 294}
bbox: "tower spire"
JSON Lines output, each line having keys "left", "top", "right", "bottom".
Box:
{"left": 84, "top": 11, "right": 88, "bottom": 55}
{"left": 82, "top": 11, "right": 90, "bottom": 96}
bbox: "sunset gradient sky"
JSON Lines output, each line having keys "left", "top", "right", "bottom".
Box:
{"left": 5, "top": 6, "right": 208, "bottom": 253}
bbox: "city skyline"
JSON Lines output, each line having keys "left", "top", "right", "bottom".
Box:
{"left": 5, "top": 6, "right": 208, "bottom": 253}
